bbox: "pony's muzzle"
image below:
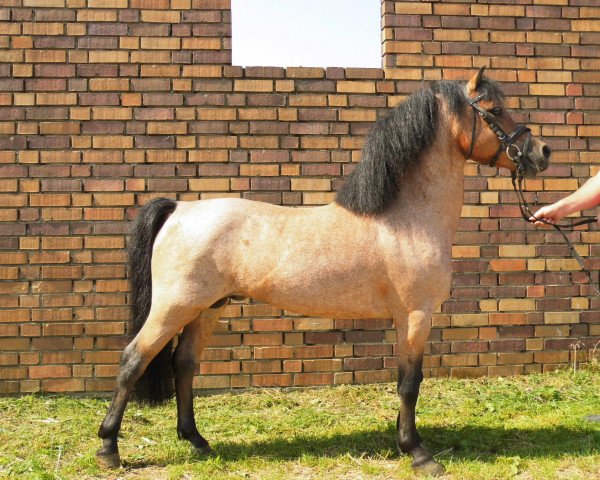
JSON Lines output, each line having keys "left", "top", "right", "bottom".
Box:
{"left": 520, "top": 151, "right": 549, "bottom": 179}
{"left": 537, "top": 143, "right": 551, "bottom": 172}
{"left": 542, "top": 144, "right": 551, "bottom": 161}
{"left": 527, "top": 141, "right": 551, "bottom": 175}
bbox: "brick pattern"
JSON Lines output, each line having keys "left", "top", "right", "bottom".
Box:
{"left": 0, "top": 0, "right": 599, "bottom": 393}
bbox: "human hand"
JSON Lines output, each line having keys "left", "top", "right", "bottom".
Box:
{"left": 530, "top": 204, "right": 564, "bottom": 227}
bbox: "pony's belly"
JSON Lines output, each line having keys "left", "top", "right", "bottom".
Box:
{"left": 244, "top": 283, "right": 393, "bottom": 319}
{"left": 268, "top": 302, "right": 392, "bottom": 319}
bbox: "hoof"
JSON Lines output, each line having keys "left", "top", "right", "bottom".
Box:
{"left": 193, "top": 443, "right": 213, "bottom": 456}
{"left": 178, "top": 429, "right": 213, "bottom": 456}
{"left": 96, "top": 449, "right": 121, "bottom": 469}
{"left": 412, "top": 458, "right": 445, "bottom": 477}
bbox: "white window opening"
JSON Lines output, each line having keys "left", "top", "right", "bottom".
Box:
{"left": 232, "top": 0, "right": 382, "bottom": 68}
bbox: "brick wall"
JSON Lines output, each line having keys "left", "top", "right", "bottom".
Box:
{"left": 1, "top": 0, "right": 599, "bottom": 394}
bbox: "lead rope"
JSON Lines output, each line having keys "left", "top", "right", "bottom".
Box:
{"left": 511, "top": 172, "right": 600, "bottom": 296}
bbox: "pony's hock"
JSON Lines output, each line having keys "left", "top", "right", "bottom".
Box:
{"left": 97, "top": 70, "right": 550, "bottom": 475}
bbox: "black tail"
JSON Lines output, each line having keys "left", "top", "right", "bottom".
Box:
{"left": 128, "top": 197, "right": 177, "bottom": 405}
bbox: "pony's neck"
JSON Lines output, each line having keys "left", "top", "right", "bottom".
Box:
{"left": 383, "top": 131, "right": 466, "bottom": 244}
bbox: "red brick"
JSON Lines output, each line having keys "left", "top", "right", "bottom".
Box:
{"left": 302, "top": 359, "right": 342, "bottom": 372}
{"left": 42, "top": 378, "right": 85, "bottom": 392}
{"left": 343, "top": 357, "right": 383, "bottom": 371}
{"left": 252, "top": 318, "right": 293, "bottom": 332}
{"left": 200, "top": 361, "right": 240, "bottom": 375}
{"left": 294, "top": 373, "right": 334, "bottom": 386}
{"left": 354, "top": 370, "right": 392, "bottom": 384}
{"left": 253, "top": 346, "right": 293, "bottom": 359}
{"left": 243, "top": 333, "right": 283, "bottom": 346}
{"left": 345, "top": 330, "right": 385, "bottom": 343}
{"left": 304, "top": 331, "right": 344, "bottom": 345}
{"left": 294, "top": 345, "right": 334, "bottom": 359}
{"left": 252, "top": 374, "right": 292, "bottom": 387}
{"left": 29, "top": 365, "right": 71, "bottom": 379}
{"left": 241, "top": 360, "right": 281, "bottom": 374}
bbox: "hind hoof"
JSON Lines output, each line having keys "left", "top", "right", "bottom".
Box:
{"left": 412, "top": 458, "right": 445, "bottom": 477}
{"left": 96, "top": 449, "right": 121, "bottom": 469}
{"left": 194, "top": 444, "right": 213, "bottom": 456}
{"left": 179, "top": 429, "right": 213, "bottom": 456}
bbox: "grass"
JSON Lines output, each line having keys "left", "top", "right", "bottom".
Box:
{"left": 0, "top": 369, "right": 599, "bottom": 479}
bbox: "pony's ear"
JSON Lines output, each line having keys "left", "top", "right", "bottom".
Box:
{"left": 466, "top": 66, "right": 486, "bottom": 94}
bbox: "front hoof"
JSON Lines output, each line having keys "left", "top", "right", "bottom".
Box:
{"left": 96, "top": 449, "right": 121, "bottom": 469}
{"left": 412, "top": 458, "right": 445, "bottom": 477}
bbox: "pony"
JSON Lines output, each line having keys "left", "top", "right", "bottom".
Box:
{"left": 96, "top": 68, "right": 550, "bottom": 476}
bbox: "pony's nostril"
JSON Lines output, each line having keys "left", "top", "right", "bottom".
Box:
{"left": 542, "top": 145, "right": 551, "bottom": 160}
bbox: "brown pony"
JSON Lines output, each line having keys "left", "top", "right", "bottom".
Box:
{"left": 97, "top": 68, "right": 550, "bottom": 476}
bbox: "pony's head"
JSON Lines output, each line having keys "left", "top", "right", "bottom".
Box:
{"left": 336, "top": 72, "right": 552, "bottom": 215}
{"left": 459, "top": 67, "right": 551, "bottom": 178}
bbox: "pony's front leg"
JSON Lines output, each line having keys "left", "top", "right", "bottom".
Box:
{"left": 394, "top": 310, "right": 445, "bottom": 477}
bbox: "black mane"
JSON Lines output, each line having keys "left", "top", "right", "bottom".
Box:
{"left": 335, "top": 79, "right": 504, "bottom": 215}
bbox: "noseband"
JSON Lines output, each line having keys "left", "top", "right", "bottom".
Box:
{"left": 467, "top": 93, "right": 532, "bottom": 176}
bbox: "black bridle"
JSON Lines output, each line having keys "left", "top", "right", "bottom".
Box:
{"left": 467, "top": 91, "right": 600, "bottom": 296}
{"left": 467, "top": 92, "right": 532, "bottom": 173}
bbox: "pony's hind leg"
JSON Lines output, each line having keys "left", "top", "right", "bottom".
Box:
{"left": 394, "top": 310, "right": 445, "bottom": 477}
{"left": 173, "top": 298, "right": 229, "bottom": 454}
{"left": 97, "top": 304, "right": 199, "bottom": 468}
{"left": 96, "top": 339, "right": 144, "bottom": 469}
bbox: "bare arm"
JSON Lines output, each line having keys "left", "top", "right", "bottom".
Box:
{"left": 531, "top": 171, "right": 600, "bottom": 226}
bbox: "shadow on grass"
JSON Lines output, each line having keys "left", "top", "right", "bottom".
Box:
{"left": 123, "top": 423, "right": 599, "bottom": 469}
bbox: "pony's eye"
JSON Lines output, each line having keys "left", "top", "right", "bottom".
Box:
{"left": 489, "top": 107, "right": 503, "bottom": 116}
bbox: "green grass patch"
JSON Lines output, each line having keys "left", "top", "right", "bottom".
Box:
{"left": 0, "top": 369, "right": 599, "bottom": 479}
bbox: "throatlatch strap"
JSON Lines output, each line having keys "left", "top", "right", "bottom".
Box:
{"left": 468, "top": 108, "right": 477, "bottom": 159}
{"left": 488, "top": 144, "right": 504, "bottom": 167}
